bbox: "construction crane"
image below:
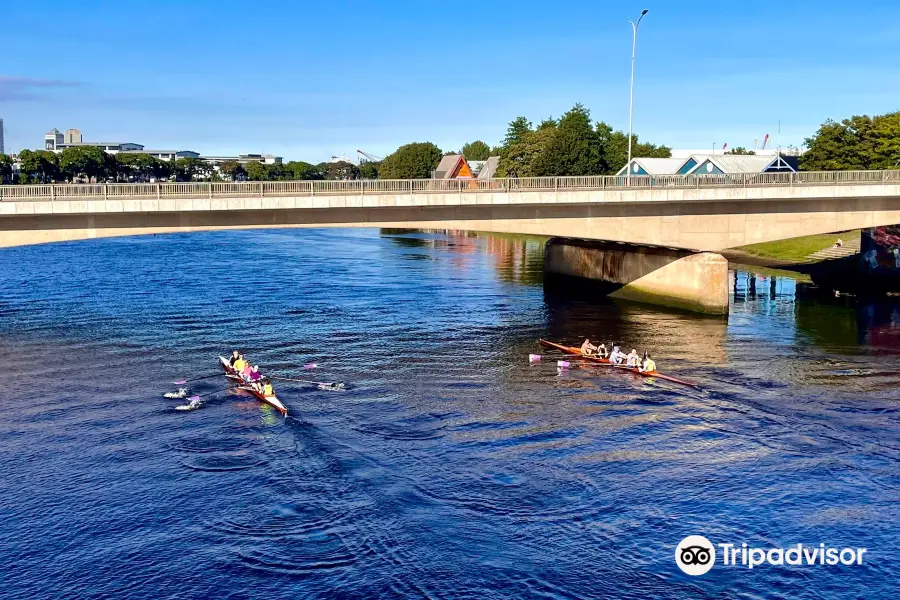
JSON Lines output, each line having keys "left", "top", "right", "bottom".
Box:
{"left": 356, "top": 149, "right": 383, "bottom": 164}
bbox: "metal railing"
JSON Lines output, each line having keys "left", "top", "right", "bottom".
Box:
{"left": 1, "top": 170, "right": 899, "bottom": 202}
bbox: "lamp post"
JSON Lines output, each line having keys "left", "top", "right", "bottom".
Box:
{"left": 627, "top": 9, "right": 649, "bottom": 173}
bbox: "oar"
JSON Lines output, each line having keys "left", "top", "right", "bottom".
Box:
{"left": 269, "top": 375, "right": 345, "bottom": 390}
{"left": 186, "top": 386, "right": 235, "bottom": 401}
{"left": 172, "top": 373, "right": 222, "bottom": 385}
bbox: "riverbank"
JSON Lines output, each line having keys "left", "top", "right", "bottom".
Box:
{"left": 726, "top": 230, "right": 859, "bottom": 267}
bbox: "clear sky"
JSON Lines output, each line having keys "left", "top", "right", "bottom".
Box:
{"left": 2, "top": 0, "right": 898, "bottom": 162}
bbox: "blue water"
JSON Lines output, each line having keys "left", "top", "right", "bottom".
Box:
{"left": 1, "top": 229, "right": 897, "bottom": 599}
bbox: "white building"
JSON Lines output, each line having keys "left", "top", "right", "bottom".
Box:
{"left": 202, "top": 153, "right": 283, "bottom": 167}
{"left": 0, "top": 118, "right": 5, "bottom": 154}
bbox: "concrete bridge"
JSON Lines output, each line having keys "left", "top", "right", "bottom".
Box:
{"left": 3, "top": 170, "right": 900, "bottom": 313}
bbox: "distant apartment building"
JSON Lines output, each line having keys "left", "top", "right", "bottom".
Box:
{"left": 0, "top": 118, "right": 5, "bottom": 154}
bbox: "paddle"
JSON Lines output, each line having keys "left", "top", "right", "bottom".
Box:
{"left": 268, "top": 375, "right": 346, "bottom": 390}
{"left": 172, "top": 373, "right": 221, "bottom": 385}
{"left": 186, "top": 386, "right": 236, "bottom": 402}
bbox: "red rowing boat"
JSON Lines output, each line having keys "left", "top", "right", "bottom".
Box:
{"left": 538, "top": 340, "right": 700, "bottom": 389}
{"left": 219, "top": 356, "right": 288, "bottom": 416}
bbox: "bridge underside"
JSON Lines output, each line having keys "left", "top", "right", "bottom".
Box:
{"left": 3, "top": 194, "right": 900, "bottom": 249}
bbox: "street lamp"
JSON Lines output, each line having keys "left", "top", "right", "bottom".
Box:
{"left": 627, "top": 9, "right": 649, "bottom": 173}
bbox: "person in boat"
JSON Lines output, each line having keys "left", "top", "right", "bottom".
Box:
{"left": 609, "top": 345, "right": 626, "bottom": 365}
{"left": 580, "top": 339, "right": 598, "bottom": 356}
{"left": 262, "top": 379, "right": 274, "bottom": 396}
{"left": 229, "top": 350, "right": 240, "bottom": 366}
{"left": 639, "top": 351, "right": 657, "bottom": 373}
{"left": 233, "top": 354, "right": 247, "bottom": 373}
{"left": 596, "top": 343, "right": 609, "bottom": 359}
{"left": 240, "top": 361, "right": 253, "bottom": 381}
{"left": 626, "top": 349, "right": 640, "bottom": 368}
{"left": 248, "top": 365, "right": 263, "bottom": 391}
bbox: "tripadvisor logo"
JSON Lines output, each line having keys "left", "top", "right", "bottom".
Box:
{"left": 675, "top": 536, "right": 868, "bottom": 576}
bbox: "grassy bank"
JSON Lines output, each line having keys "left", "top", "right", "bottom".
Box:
{"left": 733, "top": 230, "right": 859, "bottom": 264}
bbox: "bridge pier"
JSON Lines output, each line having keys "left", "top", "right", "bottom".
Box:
{"left": 544, "top": 238, "right": 729, "bottom": 314}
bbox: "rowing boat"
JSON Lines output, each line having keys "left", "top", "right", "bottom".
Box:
{"left": 218, "top": 356, "right": 288, "bottom": 416}
{"left": 538, "top": 340, "right": 700, "bottom": 389}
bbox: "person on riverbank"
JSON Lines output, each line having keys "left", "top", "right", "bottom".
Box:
{"left": 639, "top": 352, "right": 656, "bottom": 373}
{"left": 626, "top": 349, "right": 640, "bottom": 368}
{"left": 609, "top": 345, "right": 626, "bottom": 365}
{"left": 580, "top": 339, "right": 598, "bottom": 356}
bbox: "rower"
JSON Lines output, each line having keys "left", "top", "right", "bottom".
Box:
{"left": 229, "top": 350, "right": 240, "bottom": 366}
{"left": 596, "top": 343, "right": 609, "bottom": 359}
{"left": 609, "top": 345, "right": 626, "bottom": 365}
{"left": 233, "top": 354, "right": 247, "bottom": 373}
{"left": 262, "top": 379, "right": 274, "bottom": 396}
{"left": 580, "top": 338, "right": 598, "bottom": 356}
{"left": 639, "top": 351, "right": 657, "bottom": 373}
{"left": 240, "top": 361, "right": 253, "bottom": 381}
{"left": 248, "top": 365, "right": 262, "bottom": 391}
{"left": 626, "top": 349, "right": 640, "bottom": 368}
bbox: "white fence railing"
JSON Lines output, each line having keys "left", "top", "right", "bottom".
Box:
{"left": 1, "top": 170, "right": 899, "bottom": 201}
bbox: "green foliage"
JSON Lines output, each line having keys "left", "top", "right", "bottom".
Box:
{"left": 460, "top": 140, "right": 491, "bottom": 161}
{"left": 172, "top": 157, "right": 206, "bottom": 182}
{"left": 59, "top": 146, "right": 108, "bottom": 182}
{"left": 596, "top": 121, "right": 671, "bottom": 175}
{"left": 502, "top": 117, "right": 532, "bottom": 148}
{"left": 0, "top": 154, "right": 14, "bottom": 183}
{"left": 245, "top": 160, "right": 268, "bottom": 181}
{"left": 285, "top": 161, "right": 323, "bottom": 180}
{"left": 542, "top": 104, "right": 605, "bottom": 176}
{"left": 359, "top": 161, "right": 379, "bottom": 180}
{"left": 219, "top": 160, "right": 246, "bottom": 181}
{"left": 114, "top": 153, "right": 166, "bottom": 182}
{"left": 18, "top": 149, "right": 61, "bottom": 183}
{"left": 802, "top": 112, "right": 900, "bottom": 171}
{"left": 725, "top": 147, "right": 755, "bottom": 155}
{"left": 496, "top": 127, "right": 556, "bottom": 177}
{"left": 379, "top": 142, "right": 443, "bottom": 179}
{"left": 326, "top": 160, "right": 360, "bottom": 180}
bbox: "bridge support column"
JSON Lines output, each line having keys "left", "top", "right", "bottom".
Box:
{"left": 544, "top": 238, "right": 729, "bottom": 314}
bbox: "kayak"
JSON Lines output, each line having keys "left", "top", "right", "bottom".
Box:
{"left": 219, "top": 356, "right": 288, "bottom": 415}
{"left": 538, "top": 340, "right": 700, "bottom": 389}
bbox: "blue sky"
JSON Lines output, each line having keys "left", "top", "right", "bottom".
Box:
{"left": 2, "top": 0, "right": 899, "bottom": 162}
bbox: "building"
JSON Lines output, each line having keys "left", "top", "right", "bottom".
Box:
{"left": 434, "top": 154, "right": 474, "bottom": 179}
{"left": 44, "top": 129, "right": 144, "bottom": 154}
{"left": 616, "top": 153, "right": 799, "bottom": 176}
{"left": 119, "top": 149, "right": 201, "bottom": 162}
{"left": 477, "top": 157, "right": 500, "bottom": 180}
{"left": 202, "top": 153, "right": 283, "bottom": 167}
{"left": 0, "top": 118, "right": 5, "bottom": 154}
{"left": 64, "top": 128, "right": 82, "bottom": 144}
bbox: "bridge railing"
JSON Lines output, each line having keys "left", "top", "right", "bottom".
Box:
{"left": 2, "top": 169, "right": 899, "bottom": 201}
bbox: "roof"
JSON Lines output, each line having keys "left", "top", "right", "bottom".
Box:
{"left": 434, "top": 154, "right": 466, "bottom": 179}
{"left": 617, "top": 157, "right": 686, "bottom": 176}
{"left": 688, "top": 154, "right": 779, "bottom": 174}
{"left": 477, "top": 156, "right": 500, "bottom": 180}
{"left": 57, "top": 141, "right": 143, "bottom": 148}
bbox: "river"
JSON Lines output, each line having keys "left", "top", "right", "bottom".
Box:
{"left": 1, "top": 229, "right": 897, "bottom": 599}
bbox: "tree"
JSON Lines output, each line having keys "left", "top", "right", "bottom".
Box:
{"left": 359, "top": 161, "right": 379, "bottom": 180}
{"left": 495, "top": 127, "right": 557, "bottom": 177}
{"left": 725, "top": 147, "right": 755, "bottom": 155}
{"left": 0, "top": 154, "right": 14, "bottom": 184}
{"left": 596, "top": 121, "right": 671, "bottom": 175}
{"left": 541, "top": 104, "right": 605, "bottom": 176}
{"left": 285, "top": 161, "right": 323, "bottom": 180}
{"left": 172, "top": 157, "right": 205, "bottom": 181}
{"left": 18, "top": 149, "right": 60, "bottom": 183}
{"left": 245, "top": 160, "right": 269, "bottom": 181}
{"left": 460, "top": 140, "right": 491, "bottom": 161}
{"left": 502, "top": 116, "right": 532, "bottom": 148}
{"left": 219, "top": 160, "right": 246, "bottom": 181}
{"left": 327, "top": 160, "right": 360, "bottom": 180}
{"left": 802, "top": 112, "right": 900, "bottom": 171}
{"left": 59, "top": 146, "right": 107, "bottom": 182}
{"left": 378, "top": 142, "right": 443, "bottom": 179}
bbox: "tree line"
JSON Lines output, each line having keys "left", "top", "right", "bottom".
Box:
{"left": 1, "top": 107, "right": 897, "bottom": 185}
